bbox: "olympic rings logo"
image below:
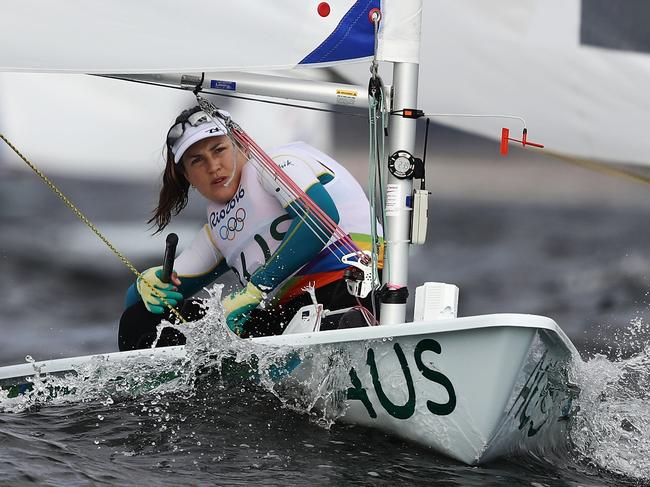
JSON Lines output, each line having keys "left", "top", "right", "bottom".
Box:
{"left": 219, "top": 208, "right": 246, "bottom": 240}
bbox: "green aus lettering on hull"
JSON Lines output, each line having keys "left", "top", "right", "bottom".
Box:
{"left": 414, "top": 339, "right": 456, "bottom": 416}
{"left": 368, "top": 344, "right": 416, "bottom": 419}
{"left": 510, "top": 351, "right": 563, "bottom": 437}
{"left": 347, "top": 367, "right": 377, "bottom": 418}
{"left": 346, "top": 338, "right": 457, "bottom": 420}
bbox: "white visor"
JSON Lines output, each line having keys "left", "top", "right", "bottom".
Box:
{"left": 171, "top": 118, "right": 229, "bottom": 164}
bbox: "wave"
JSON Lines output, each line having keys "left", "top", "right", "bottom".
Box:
{"left": 569, "top": 317, "right": 650, "bottom": 481}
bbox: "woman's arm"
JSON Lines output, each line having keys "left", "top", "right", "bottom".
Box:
{"left": 124, "top": 224, "right": 230, "bottom": 310}
{"left": 221, "top": 181, "right": 339, "bottom": 334}
{"left": 250, "top": 182, "right": 339, "bottom": 291}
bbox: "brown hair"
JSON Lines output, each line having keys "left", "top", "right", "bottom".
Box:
{"left": 147, "top": 106, "right": 204, "bottom": 233}
{"left": 148, "top": 147, "right": 190, "bottom": 233}
{"left": 148, "top": 106, "right": 246, "bottom": 233}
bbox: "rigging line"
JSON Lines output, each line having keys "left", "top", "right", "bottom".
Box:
{"left": 286, "top": 201, "right": 360, "bottom": 258}
{"left": 543, "top": 149, "right": 650, "bottom": 187}
{"left": 206, "top": 91, "right": 368, "bottom": 119}
{"left": 242, "top": 141, "right": 357, "bottom": 248}
{"left": 232, "top": 128, "right": 362, "bottom": 256}
{"left": 367, "top": 9, "right": 388, "bottom": 319}
{"left": 0, "top": 133, "right": 187, "bottom": 324}
{"left": 196, "top": 95, "right": 362, "bottom": 261}
{"left": 242, "top": 160, "right": 367, "bottom": 282}
{"left": 96, "top": 75, "right": 368, "bottom": 118}
{"left": 279, "top": 191, "right": 360, "bottom": 261}
{"left": 368, "top": 86, "right": 388, "bottom": 287}
{"left": 409, "top": 111, "right": 528, "bottom": 128}
{"left": 255, "top": 178, "right": 360, "bottom": 261}
{"left": 368, "top": 103, "right": 381, "bottom": 320}
{"left": 290, "top": 210, "right": 364, "bottom": 266}
{"left": 230, "top": 130, "right": 363, "bottom": 263}
{"left": 249, "top": 154, "right": 362, "bottom": 262}
{"left": 195, "top": 93, "right": 344, "bottom": 246}
{"left": 200, "top": 101, "right": 361, "bottom": 258}
{"left": 273, "top": 185, "right": 359, "bottom": 258}
{"left": 246, "top": 150, "right": 354, "bottom": 246}
{"left": 395, "top": 108, "right": 650, "bottom": 188}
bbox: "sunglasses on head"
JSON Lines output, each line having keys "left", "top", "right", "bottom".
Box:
{"left": 166, "top": 109, "right": 212, "bottom": 147}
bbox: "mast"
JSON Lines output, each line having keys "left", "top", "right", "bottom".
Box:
{"left": 379, "top": 62, "right": 420, "bottom": 326}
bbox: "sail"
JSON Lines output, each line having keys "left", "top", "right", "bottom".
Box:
{"left": 412, "top": 0, "right": 650, "bottom": 166}
{"left": 0, "top": 0, "right": 420, "bottom": 73}
{"left": 0, "top": 73, "right": 335, "bottom": 180}
{"left": 4, "top": 1, "right": 649, "bottom": 166}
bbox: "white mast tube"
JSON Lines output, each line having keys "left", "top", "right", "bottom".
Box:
{"left": 379, "top": 62, "right": 419, "bottom": 326}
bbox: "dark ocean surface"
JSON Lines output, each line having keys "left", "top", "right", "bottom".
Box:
{"left": 1, "top": 135, "right": 649, "bottom": 485}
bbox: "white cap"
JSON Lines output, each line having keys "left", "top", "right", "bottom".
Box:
{"left": 171, "top": 117, "right": 229, "bottom": 164}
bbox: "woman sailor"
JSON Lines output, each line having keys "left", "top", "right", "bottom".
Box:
{"left": 119, "top": 106, "right": 379, "bottom": 350}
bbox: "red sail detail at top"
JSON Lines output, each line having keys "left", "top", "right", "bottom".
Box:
{"left": 317, "top": 2, "right": 331, "bottom": 17}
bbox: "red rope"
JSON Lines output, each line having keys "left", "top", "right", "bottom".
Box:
{"left": 231, "top": 127, "right": 364, "bottom": 260}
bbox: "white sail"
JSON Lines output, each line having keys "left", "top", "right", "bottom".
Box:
{"left": 0, "top": 73, "right": 335, "bottom": 180}
{"left": 0, "top": 0, "right": 420, "bottom": 73}
{"left": 3, "top": 1, "right": 648, "bottom": 166}
{"left": 326, "top": 0, "right": 650, "bottom": 167}
{"left": 414, "top": 0, "right": 650, "bottom": 166}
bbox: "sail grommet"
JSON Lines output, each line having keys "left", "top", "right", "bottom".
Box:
{"left": 368, "top": 8, "right": 381, "bottom": 23}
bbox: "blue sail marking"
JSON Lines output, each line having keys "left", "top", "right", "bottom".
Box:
{"left": 299, "top": 0, "right": 379, "bottom": 65}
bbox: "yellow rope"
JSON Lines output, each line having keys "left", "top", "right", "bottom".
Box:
{"left": 0, "top": 133, "right": 186, "bottom": 324}
{"left": 543, "top": 149, "right": 650, "bottom": 187}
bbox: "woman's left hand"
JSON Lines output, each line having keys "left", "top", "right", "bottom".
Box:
{"left": 222, "top": 282, "right": 264, "bottom": 335}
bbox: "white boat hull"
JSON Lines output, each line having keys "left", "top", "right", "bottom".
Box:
{"left": 0, "top": 313, "right": 578, "bottom": 465}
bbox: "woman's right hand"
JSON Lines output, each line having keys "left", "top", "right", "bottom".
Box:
{"left": 136, "top": 266, "right": 184, "bottom": 314}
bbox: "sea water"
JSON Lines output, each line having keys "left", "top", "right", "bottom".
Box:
{"left": 1, "top": 287, "right": 649, "bottom": 486}
{"left": 1, "top": 174, "right": 649, "bottom": 485}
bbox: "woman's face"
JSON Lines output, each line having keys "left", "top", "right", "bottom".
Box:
{"left": 181, "top": 135, "right": 246, "bottom": 204}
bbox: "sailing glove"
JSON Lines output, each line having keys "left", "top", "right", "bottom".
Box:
{"left": 222, "top": 282, "right": 264, "bottom": 335}
{"left": 136, "top": 266, "right": 184, "bottom": 314}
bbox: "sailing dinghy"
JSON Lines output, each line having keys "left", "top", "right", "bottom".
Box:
{"left": 0, "top": 0, "right": 581, "bottom": 465}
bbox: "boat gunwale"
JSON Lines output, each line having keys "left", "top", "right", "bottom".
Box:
{"left": 0, "top": 313, "right": 577, "bottom": 382}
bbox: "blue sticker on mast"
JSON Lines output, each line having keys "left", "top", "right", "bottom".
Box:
{"left": 299, "top": 0, "right": 379, "bottom": 65}
{"left": 210, "top": 80, "right": 237, "bottom": 91}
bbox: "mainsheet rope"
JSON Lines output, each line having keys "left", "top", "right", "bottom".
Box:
{"left": 0, "top": 133, "right": 187, "bottom": 324}
{"left": 195, "top": 95, "right": 368, "bottom": 268}
{"left": 368, "top": 83, "right": 387, "bottom": 292}
{"left": 365, "top": 10, "right": 387, "bottom": 317}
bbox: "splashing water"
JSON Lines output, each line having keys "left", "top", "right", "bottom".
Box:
{"left": 0, "top": 284, "right": 355, "bottom": 427}
{"left": 569, "top": 317, "right": 650, "bottom": 481}
{"left": 2, "top": 288, "right": 650, "bottom": 484}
